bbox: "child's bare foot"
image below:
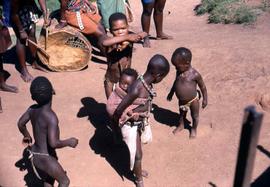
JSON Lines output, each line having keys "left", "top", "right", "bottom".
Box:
{"left": 173, "top": 125, "right": 184, "bottom": 135}
{"left": 190, "top": 128, "right": 197, "bottom": 139}
{"left": 0, "top": 83, "right": 18, "bottom": 93}
{"left": 20, "top": 68, "right": 33, "bottom": 83}
{"left": 156, "top": 33, "right": 173, "bottom": 40}
{"left": 142, "top": 170, "right": 148, "bottom": 178}
{"left": 143, "top": 36, "right": 151, "bottom": 48}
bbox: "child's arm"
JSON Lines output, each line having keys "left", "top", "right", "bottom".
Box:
{"left": 48, "top": 115, "right": 78, "bottom": 149}
{"left": 196, "top": 72, "right": 208, "bottom": 108}
{"left": 18, "top": 108, "right": 32, "bottom": 145}
{"left": 167, "top": 71, "right": 179, "bottom": 101}
{"left": 102, "top": 33, "right": 145, "bottom": 47}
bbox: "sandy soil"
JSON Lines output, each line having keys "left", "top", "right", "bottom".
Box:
{"left": 1, "top": 0, "right": 270, "bottom": 186}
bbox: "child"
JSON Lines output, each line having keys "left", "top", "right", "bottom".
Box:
{"left": 103, "top": 12, "right": 147, "bottom": 98}
{"left": 167, "top": 47, "right": 208, "bottom": 138}
{"left": 112, "top": 55, "right": 170, "bottom": 187}
{"left": 107, "top": 68, "right": 151, "bottom": 175}
{"left": 0, "top": 10, "right": 18, "bottom": 113}
{"left": 11, "top": 0, "right": 48, "bottom": 82}
{"left": 17, "top": 76, "right": 78, "bottom": 186}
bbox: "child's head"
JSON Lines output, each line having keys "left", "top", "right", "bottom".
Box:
{"left": 109, "top": 12, "right": 128, "bottom": 37}
{"left": 30, "top": 76, "right": 54, "bottom": 105}
{"left": 146, "top": 54, "right": 170, "bottom": 84}
{"left": 119, "top": 68, "right": 138, "bottom": 91}
{"left": 171, "top": 47, "right": 192, "bottom": 73}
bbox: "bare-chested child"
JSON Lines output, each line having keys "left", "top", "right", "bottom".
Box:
{"left": 167, "top": 47, "right": 208, "bottom": 138}
{"left": 17, "top": 76, "right": 78, "bottom": 186}
{"left": 102, "top": 12, "right": 147, "bottom": 98}
{"left": 112, "top": 55, "right": 170, "bottom": 187}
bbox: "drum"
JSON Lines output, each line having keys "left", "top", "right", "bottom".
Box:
{"left": 37, "top": 20, "right": 92, "bottom": 72}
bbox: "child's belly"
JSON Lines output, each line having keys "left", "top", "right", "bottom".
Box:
{"left": 175, "top": 84, "right": 197, "bottom": 104}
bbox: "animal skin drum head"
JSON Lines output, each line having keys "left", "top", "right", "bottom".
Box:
{"left": 38, "top": 21, "right": 92, "bottom": 72}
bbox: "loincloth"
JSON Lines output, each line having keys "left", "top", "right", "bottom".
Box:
{"left": 0, "top": 25, "right": 12, "bottom": 53}
{"left": 121, "top": 118, "right": 152, "bottom": 170}
{"left": 179, "top": 90, "right": 201, "bottom": 112}
{"left": 65, "top": 0, "right": 101, "bottom": 34}
{"left": 27, "top": 148, "right": 49, "bottom": 180}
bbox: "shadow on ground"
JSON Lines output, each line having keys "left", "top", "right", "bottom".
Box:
{"left": 15, "top": 148, "right": 43, "bottom": 187}
{"left": 251, "top": 145, "right": 270, "bottom": 187}
{"left": 77, "top": 97, "right": 135, "bottom": 182}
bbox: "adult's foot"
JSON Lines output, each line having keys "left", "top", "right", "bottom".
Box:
{"left": 55, "top": 21, "right": 68, "bottom": 29}
{"left": 190, "top": 128, "right": 197, "bottom": 139}
{"left": 32, "top": 61, "right": 48, "bottom": 72}
{"left": 0, "top": 82, "right": 18, "bottom": 93}
{"left": 143, "top": 36, "right": 151, "bottom": 48}
{"left": 156, "top": 33, "right": 173, "bottom": 40}
{"left": 172, "top": 125, "right": 184, "bottom": 135}
{"left": 20, "top": 68, "right": 33, "bottom": 83}
{"left": 135, "top": 179, "right": 144, "bottom": 187}
{"left": 142, "top": 170, "right": 149, "bottom": 178}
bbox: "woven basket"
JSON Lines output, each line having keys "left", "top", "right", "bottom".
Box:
{"left": 38, "top": 22, "right": 92, "bottom": 72}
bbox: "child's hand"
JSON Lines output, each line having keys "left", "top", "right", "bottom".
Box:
{"left": 128, "top": 34, "right": 142, "bottom": 42}
{"left": 22, "top": 136, "right": 32, "bottom": 146}
{"left": 202, "top": 99, "right": 207, "bottom": 108}
{"left": 167, "top": 92, "right": 173, "bottom": 101}
{"left": 68, "top": 138, "right": 79, "bottom": 148}
{"left": 137, "top": 32, "right": 148, "bottom": 39}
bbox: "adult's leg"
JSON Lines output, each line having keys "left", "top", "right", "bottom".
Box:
{"left": 34, "top": 156, "right": 70, "bottom": 187}
{"left": 133, "top": 132, "right": 144, "bottom": 187}
{"left": 92, "top": 24, "right": 108, "bottom": 56}
{"left": 154, "top": 0, "right": 172, "bottom": 40}
{"left": 0, "top": 53, "right": 18, "bottom": 92}
{"left": 16, "top": 37, "right": 33, "bottom": 82}
{"left": 141, "top": 1, "right": 155, "bottom": 48}
{"left": 55, "top": 0, "right": 68, "bottom": 29}
{"left": 173, "top": 109, "right": 187, "bottom": 134}
{"left": 104, "top": 79, "right": 114, "bottom": 99}
{"left": 190, "top": 100, "right": 200, "bottom": 139}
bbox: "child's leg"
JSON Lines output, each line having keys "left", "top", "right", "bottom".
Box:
{"left": 154, "top": 0, "right": 172, "bottom": 40}
{"left": 173, "top": 109, "right": 187, "bottom": 134}
{"left": 34, "top": 156, "right": 70, "bottom": 187}
{"left": 16, "top": 38, "right": 33, "bottom": 82}
{"left": 141, "top": 1, "right": 154, "bottom": 48}
{"left": 133, "top": 132, "right": 144, "bottom": 187}
{"left": 190, "top": 99, "right": 200, "bottom": 139}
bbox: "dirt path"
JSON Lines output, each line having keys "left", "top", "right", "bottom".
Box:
{"left": 1, "top": 0, "right": 270, "bottom": 186}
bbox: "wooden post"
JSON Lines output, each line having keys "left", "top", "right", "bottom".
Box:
{"left": 233, "top": 106, "right": 263, "bottom": 187}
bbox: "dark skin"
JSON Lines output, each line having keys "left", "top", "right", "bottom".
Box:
{"left": 113, "top": 62, "right": 169, "bottom": 187}
{"left": 56, "top": 0, "right": 107, "bottom": 55}
{"left": 167, "top": 56, "right": 208, "bottom": 138}
{"left": 11, "top": 0, "right": 48, "bottom": 82}
{"left": 103, "top": 19, "right": 147, "bottom": 98}
{"left": 18, "top": 98, "right": 78, "bottom": 187}
{"left": 141, "top": 0, "right": 173, "bottom": 48}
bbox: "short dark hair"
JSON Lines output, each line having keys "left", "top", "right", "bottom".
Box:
{"left": 147, "top": 54, "right": 170, "bottom": 75}
{"left": 30, "top": 76, "right": 53, "bottom": 105}
{"left": 109, "top": 12, "right": 128, "bottom": 29}
{"left": 172, "top": 47, "right": 192, "bottom": 63}
{"left": 122, "top": 68, "right": 138, "bottom": 79}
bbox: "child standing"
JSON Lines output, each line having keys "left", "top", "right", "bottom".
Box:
{"left": 167, "top": 47, "right": 208, "bottom": 138}
{"left": 102, "top": 12, "right": 147, "bottom": 98}
{"left": 112, "top": 54, "right": 170, "bottom": 187}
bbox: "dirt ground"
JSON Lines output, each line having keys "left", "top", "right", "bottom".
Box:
{"left": 1, "top": 0, "right": 270, "bottom": 186}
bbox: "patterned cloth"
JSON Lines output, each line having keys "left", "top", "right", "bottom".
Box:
{"left": 18, "top": 6, "right": 39, "bottom": 30}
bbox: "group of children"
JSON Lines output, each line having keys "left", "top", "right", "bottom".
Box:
{"left": 1, "top": 0, "right": 208, "bottom": 186}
